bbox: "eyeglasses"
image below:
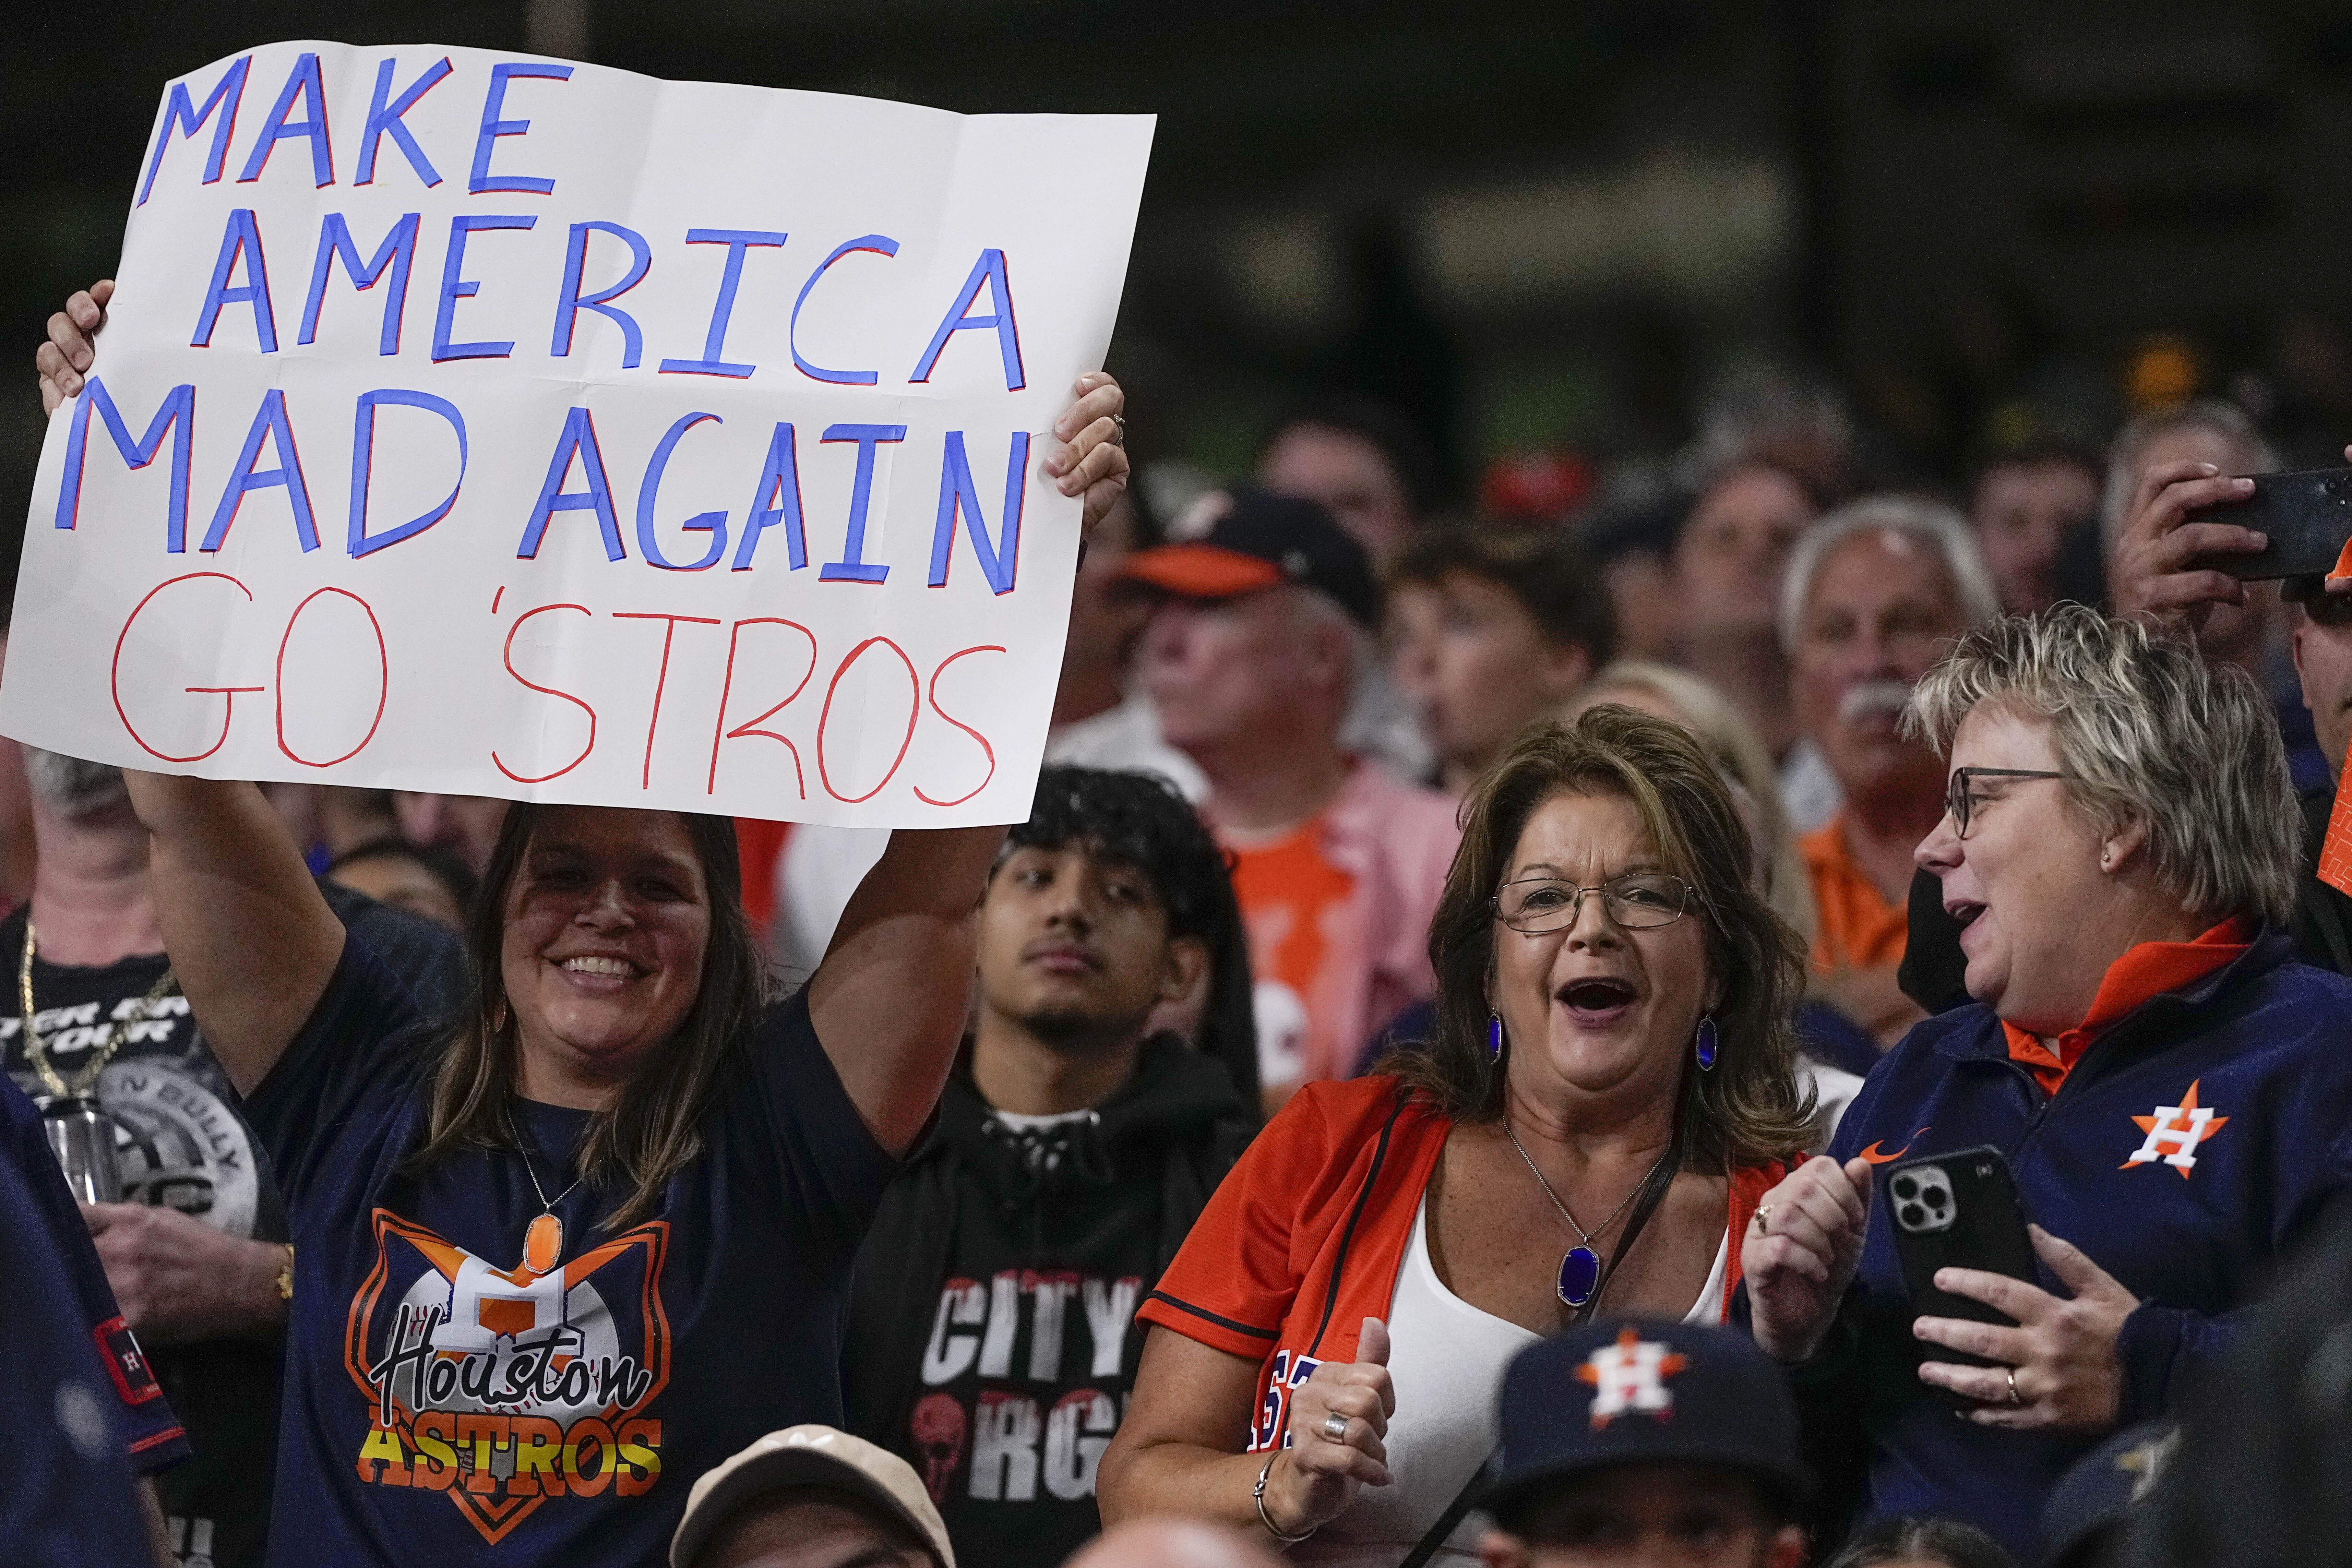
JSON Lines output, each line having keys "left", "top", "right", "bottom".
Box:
{"left": 1945, "top": 767, "right": 2064, "bottom": 839}
{"left": 1493, "top": 873, "right": 1694, "bottom": 933}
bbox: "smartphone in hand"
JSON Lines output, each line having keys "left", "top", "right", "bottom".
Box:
{"left": 2194, "top": 467, "right": 2352, "bottom": 580}
{"left": 1883, "top": 1146, "right": 2038, "bottom": 1409}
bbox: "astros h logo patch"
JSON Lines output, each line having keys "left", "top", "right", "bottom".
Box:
{"left": 2123, "top": 1079, "right": 2228, "bottom": 1178}
{"left": 1576, "top": 1326, "right": 1688, "bottom": 1430}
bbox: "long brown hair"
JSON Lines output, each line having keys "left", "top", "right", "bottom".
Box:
{"left": 406, "top": 805, "right": 768, "bottom": 1229}
{"left": 1381, "top": 706, "right": 1814, "bottom": 1173}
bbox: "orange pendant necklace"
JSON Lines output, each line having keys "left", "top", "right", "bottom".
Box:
{"left": 509, "top": 1115, "right": 584, "bottom": 1280}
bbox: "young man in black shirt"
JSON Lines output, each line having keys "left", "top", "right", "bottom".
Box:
{"left": 842, "top": 767, "right": 1257, "bottom": 1566}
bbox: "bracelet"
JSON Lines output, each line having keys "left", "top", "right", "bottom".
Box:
{"left": 1253, "top": 1450, "right": 1315, "bottom": 1546}
{"left": 275, "top": 1244, "right": 295, "bottom": 1303}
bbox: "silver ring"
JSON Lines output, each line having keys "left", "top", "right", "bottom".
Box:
{"left": 1321, "top": 1411, "right": 1349, "bottom": 1443}
{"left": 1111, "top": 413, "right": 1126, "bottom": 442}
{"left": 2005, "top": 1368, "right": 2022, "bottom": 1406}
{"left": 1753, "top": 1205, "right": 1773, "bottom": 1234}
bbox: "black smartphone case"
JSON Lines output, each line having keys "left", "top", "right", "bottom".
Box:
{"left": 1882, "top": 1145, "right": 2038, "bottom": 1409}
{"left": 2196, "top": 466, "right": 2352, "bottom": 580}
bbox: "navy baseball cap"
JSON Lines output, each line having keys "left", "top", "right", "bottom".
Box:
{"left": 1484, "top": 1319, "right": 1810, "bottom": 1523}
{"left": 2039, "top": 1421, "right": 2177, "bottom": 1568}
{"left": 1117, "top": 488, "right": 1383, "bottom": 629}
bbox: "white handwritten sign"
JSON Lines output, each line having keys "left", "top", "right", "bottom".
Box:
{"left": 1, "top": 43, "right": 1152, "bottom": 825}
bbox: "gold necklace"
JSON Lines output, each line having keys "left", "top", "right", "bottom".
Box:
{"left": 17, "top": 920, "right": 178, "bottom": 1103}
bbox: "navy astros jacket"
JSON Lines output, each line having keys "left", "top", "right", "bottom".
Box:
{"left": 1793, "top": 932, "right": 2352, "bottom": 1558}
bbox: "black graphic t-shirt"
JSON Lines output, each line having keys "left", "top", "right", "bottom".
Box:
{"left": 0, "top": 906, "right": 281, "bottom": 1568}
{"left": 844, "top": 1043, "right": 1250, "bottom": 1567}
{"left": 244, "top": 933, "right": 898, "bottom": 1567}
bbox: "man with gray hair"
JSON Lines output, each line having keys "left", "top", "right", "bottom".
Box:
{"left": 1780, "top": 498, "right": 2002, "bottom": 1046}
{"left": 1120, "top": 489, "right": 1458, "bottom": 1104}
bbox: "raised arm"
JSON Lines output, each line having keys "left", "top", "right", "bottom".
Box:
{"left": 805, "top": 825, "right": 1000, "bottom": 1153}
{"left": 121, "top": 774, "right": 344, "bottom": 1097}
{"left": 802, "top": 372, "right": 1126, "bottom": 1153}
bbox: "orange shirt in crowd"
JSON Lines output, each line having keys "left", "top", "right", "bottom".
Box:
{"left": 733, "top": 817, "right": 790, "bottom": 948}
{"left": 1210, "top": 760, "right": 1460, "bottom": 1094}
{"left": 1801, "top": 814, "right": 1910, "bottom": 973}
{"left": 2000, "top": 916, "right": 2255, "bottom": 1097}
{"left": 1228, "top": 819, "right": 1361, "bottom": 1088}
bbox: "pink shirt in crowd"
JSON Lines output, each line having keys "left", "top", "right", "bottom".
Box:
{"left": 1214, "top": 760, "right": 1460, "bottom": 1089}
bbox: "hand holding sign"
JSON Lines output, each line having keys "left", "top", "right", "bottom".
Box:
{"left": 38, "top": 279, "right": 112, "bottom": 414}
{"left": 7, "top": 44, "right": 1152, "bottom": 829}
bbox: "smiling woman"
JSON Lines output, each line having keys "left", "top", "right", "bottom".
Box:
{"left": 93, "top": 362, "right": 1131, "bottom": 1568}
{"left": 1100, "top": 708, "right": 1815, "bottom": 1566}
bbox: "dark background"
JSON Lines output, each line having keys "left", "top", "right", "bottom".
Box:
{"left": 11, "top": 0, "right": 2352, "bottom": 555}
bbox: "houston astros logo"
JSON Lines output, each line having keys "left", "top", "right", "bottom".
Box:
{"left": 2124, "top": 1080, "right": 2228, "bottom": 1177}
{"left": 1576, "top": 1326, "right": 1687, "bottom": 1429}
{"left": 342, "top": 1209, "right": 672, "bottom": 1544}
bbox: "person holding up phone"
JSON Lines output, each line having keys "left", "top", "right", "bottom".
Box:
{"left": 1741, "top": 606, "right": 2352, "bottom": 1559}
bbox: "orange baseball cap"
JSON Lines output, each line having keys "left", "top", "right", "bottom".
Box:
{"left": 1117, "top": 489, "right": 1381, "bottom": 627}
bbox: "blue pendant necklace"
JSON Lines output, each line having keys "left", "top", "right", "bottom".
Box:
{"left": 1503, "top": 1123, "right": 1674, "bottom": 1308}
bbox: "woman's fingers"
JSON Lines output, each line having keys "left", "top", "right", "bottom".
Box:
{"left": 36, "top": 341, "right": 80, "bottom": 413}
{"left": 1317, "top": 1381, "right": 1390, "bottom": 1437}
{"left": 2029, "top": 1224, "right": 2137, "bottom": 1306}
{"left": 47, "top": 309, "right": 94, "bottom": 372}
{"left": 38, "top": 283, "right": 112, "bottom": 414}
{"left": 1056, "top": 420, "right": 1129, "bottom": 497}
{"left": 1052, "top": 372, "right": 1124, "bottom": 442}
{"left": 1913, "top": 1313, "right": 2031, "bottom": 1365}
{"left": 1917, "top": 1357, "right": 2032, "bottom": 1413}
{"left": 1781, "top": 1169, "right": 1866, "bottom": 1243}
{"left": 1932, "top": 1265, "right": 2056, "bottom": 1324}
{"left": 1754, "top": 1203, "right": 1837, "bottom": 1265}
{"left": 1748, "top": 1232, "right": 1832, "bottom": 1286}
{"left": 71, "top": 280, "right": 114, "bottom": 327}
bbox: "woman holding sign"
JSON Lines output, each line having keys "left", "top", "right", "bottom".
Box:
{"left": 44, "top": 283, "right": 1130, "bottom": 1567}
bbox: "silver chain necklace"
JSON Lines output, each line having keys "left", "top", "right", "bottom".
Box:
{"left": 1503, "top": 1122, "right": 1674, "bottom": 1308}
{"left": 506, "top": 1111, "right": 586, "bottom": 1277}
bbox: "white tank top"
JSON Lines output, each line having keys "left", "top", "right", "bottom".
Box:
{"left": 1290, "top": 1195, "right": 1729, "bottom": 1567}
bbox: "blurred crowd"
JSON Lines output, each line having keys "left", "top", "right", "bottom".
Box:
{"left": 16, "top": 256, "right": 2352, "bottom": 1568}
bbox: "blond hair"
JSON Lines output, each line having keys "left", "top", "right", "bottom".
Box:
{"left": 1906, "top": 606, "right": 2299, "bottom": 927}
{"left": 1571, "top": 660, "right": 1816, "bottom": 948}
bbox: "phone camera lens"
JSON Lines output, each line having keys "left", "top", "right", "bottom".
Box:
{"left": 1893, "top": 1175, "right": 1917, "bottom": 1199}
{"left": 1926, "top": 1189, "right": 1949, "bottom": 1212}
{"left": 1900, "top": 1202, "right": 1926, "bottom": 1229}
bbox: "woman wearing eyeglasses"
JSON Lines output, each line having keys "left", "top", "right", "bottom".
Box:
{"left": 1744, "top": 606, "right": 2352, "bottom": 1559}
{"left": 1100, "top": 706, "right": 1816, "bottom": 1565}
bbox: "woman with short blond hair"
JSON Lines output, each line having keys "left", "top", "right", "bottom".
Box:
{"left": 1746, "top": 606, "right": 2352, "bottom": 1557}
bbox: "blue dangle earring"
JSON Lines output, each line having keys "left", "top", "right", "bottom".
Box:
{"left": 1488, "top": 1012, "right": 1506, "bottom": 1060}
{"left": 1694, "top": 1013, "right": 1720, "bottom": 1071}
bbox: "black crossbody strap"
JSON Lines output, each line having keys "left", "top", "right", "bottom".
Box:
{"left": 1569, "top": 1132, "right": 1684, "bottom": 1328}
{"left": 1396, "top": 1452, "right": 1492, "bottom": 1568}
{"left": 1400, "top": 1129, "right": 1689, "bottom": 1567}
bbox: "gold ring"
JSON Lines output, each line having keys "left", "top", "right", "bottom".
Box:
{"left": 2006, "top": 1368, "right": 2022, "bottom": 1406}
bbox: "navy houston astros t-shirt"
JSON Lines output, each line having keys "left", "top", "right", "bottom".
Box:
{"left": 243, "top": 937, "right": 898, "bottom": 1567}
